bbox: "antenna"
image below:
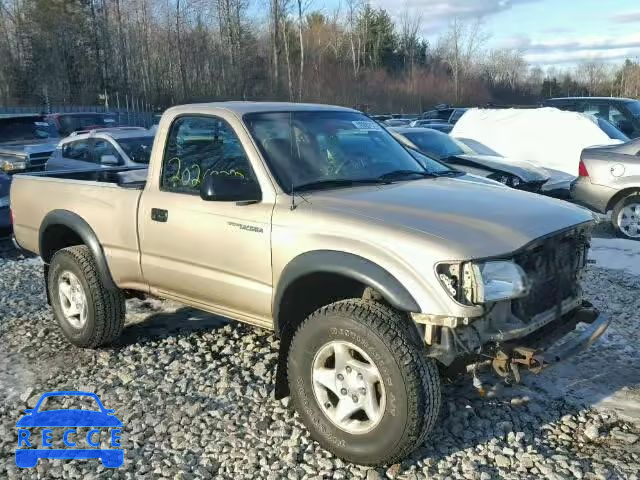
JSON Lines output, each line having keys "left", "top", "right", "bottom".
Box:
{"left": 290, "top": 181, "right": 297, "bottom": 210}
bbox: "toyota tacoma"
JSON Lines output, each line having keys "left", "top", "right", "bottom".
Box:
{"left": 11, "top": 102, "right": 609, "bottom": 465}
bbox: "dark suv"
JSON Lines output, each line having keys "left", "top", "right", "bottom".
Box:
{"left": 544, "top": 97, "right": 640, "bottom": 138}
{"left": 46, "top": 112, "right": 118, "bottom": 136}
{"left": 421, "top": 106, "right": 468, "bottom": 124}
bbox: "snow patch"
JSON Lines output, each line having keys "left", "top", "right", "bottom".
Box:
{"left": 452, "top": 107, "right": 620, "bottom": 176}
{"left": 589, "top": 237, "right": 640, "bottom": 276}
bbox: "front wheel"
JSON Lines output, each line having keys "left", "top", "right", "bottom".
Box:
{"left": 287, "top": 299, "right": 441, "bottom": 466}
{"left": 612, "top": 193, "right": 640, "bottom": 240}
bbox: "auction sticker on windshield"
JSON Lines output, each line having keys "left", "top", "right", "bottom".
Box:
{"left": 351, "top": 120, "right": 383, "bottom": 130}
{"left": 15, "top": 391, "right": 124, "bottom": 468}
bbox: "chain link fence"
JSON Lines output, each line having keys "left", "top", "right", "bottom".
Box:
{"left": 0, "top": 104, "right": 156, "bottom": 128}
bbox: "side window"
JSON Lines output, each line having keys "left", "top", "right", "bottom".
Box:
{"left": 607, "top": 105, "right": 626, "bottom": 129}
{"left": 61, "top": 140, "right": 91, "bottom": 162}
{"left": 161, "top": 116, "right": 258, "bottom": 195}
{"left": 93, "top": 139, "right": 122, "bottom": 164}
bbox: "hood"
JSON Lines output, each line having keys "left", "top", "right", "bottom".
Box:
{"left": 305, "top": 179, "right": 593, "bottom": 259}
{"left": 16, "top": 409, "right": 123, "bottom": 427}
{"left": 454, "top": 154, "right": 550, "bottom": 182}
{"left": 0, "top": 139, "right": 58, "bottom": 157}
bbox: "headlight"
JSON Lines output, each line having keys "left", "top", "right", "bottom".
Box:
{"left": 488, "top": 172, "right": 522, "bottom": 188}
{"left": 471, "top": 260, "right": 529, "bottom": 303}
{"left": 1, "top": 160, "right": 27, "bottom": 172}
{"left": 437, "top": 260, "right": 529, "bottom": 304}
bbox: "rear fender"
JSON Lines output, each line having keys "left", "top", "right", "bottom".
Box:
{"left": 39, "top": 210, "right": 117, "bottom": 292}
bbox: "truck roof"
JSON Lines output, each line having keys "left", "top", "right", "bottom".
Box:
{"left": 65, "top": 127, "right": 153, "bottom": 141}
{"left": 165, "top": 101, "right": 357, "bottom": 116}
{"left": 546, "top": 97, "right": 636, "bottom": 102}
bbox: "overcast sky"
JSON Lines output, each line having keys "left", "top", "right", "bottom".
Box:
{"left": 322, "top": 0, "right": 640, "bottom": 67}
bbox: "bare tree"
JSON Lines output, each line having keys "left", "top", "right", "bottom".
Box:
{"left": 438, "top": 18, "right": 488, "bottom": 103}
{"left": 575, "top": 60, "right": 608, "bottom": 96}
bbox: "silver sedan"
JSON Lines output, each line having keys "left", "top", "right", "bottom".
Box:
{"left": 571, "top": 138, "right": 640, "bottom": 239}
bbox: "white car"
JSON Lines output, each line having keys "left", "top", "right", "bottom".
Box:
{"left": 46, "top": 127, "right": 154, "bottom": 171}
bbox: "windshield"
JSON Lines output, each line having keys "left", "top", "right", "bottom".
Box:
{"left": 403, "top": 130, "right": 469, "bottom": 159}
{"left": 58, "top": 114, "right": 116, "bottom": 135}
{"left": 116, "top": 136, "right": 154, "bottom": 163}
{"left": 597, "top": 117, "right": 630, "bottom": 141}
{"left": 244, "top": 111, "right": 427, "bottom": 191}
{"left": 625, "top": 100, "right": 640, "bottom": 117}
{"left": 0, "top": 117, "right": 58, "bottom": 143}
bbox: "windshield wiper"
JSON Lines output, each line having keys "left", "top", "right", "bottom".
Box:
{"left": 376, "top": 170, "right": 435, "bottom": 182}
{"left": 431, "top": 170, "right": 465, "bottom": 177}
{"left": 293, "top": 178, "right": 384, "bottom": 192}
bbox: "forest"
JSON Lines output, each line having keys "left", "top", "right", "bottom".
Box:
{"left": 1, "top": 0, "right": 640, "bottom": 112}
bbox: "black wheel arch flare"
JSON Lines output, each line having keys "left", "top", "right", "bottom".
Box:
{"left": 39, "top": 209, "right": 118, "bottom": 292}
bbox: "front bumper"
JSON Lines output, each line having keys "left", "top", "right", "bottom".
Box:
{"left": 496, "top": 305, "right": 609, "bottom": 371}
{"left": 430, "top": 303, "right": 610, "bottom": 373}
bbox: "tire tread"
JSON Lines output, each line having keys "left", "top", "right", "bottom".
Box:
{"left": 49, "top": 245, "right": 125, "bottom": 347}
{"left": 288, "top": 299, "right": 441, "bottom": 466}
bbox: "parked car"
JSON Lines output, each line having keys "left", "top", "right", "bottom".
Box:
{"left": 0, "top": 171, "right": 10, "bottom": 231}
{"left": 409, "top": 119, "right": 452, "bottom": 131}
{"left": 384, "top": 118, "right": 413, "bottom": 127}
{"left": 409, "top": 120, "right": 453, "bottom": 133}
{"left": 12, "top": 102, "right": 607, "bottom": 466}
{"left": 46, "top": 127, "right": 154, "bottom": 171}
{"left": 584, "top": 114, "right": 630, "bottom": 142}
{"left": 571, "top": 138, "right": 640, "bottom": 240}
{"left": 422, "top": 106, "right": 468, "bottom": 124}
{"left": 544, "top": 97, "right": 640, "bottom": 138}
{"left": 46, "top": 112, "right": 118, "bottom": 137}
{"left": 390, "top": 127, "right": 549, "bottom": 192}
{"left": 0, "top": 115, "right": 59, "bottom": 172}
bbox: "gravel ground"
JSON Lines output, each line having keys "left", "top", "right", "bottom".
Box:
{"left": 0, "top": 237, "right": 639, "bottom": 480}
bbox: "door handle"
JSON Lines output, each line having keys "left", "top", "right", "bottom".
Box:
{"left": 151, "top": 208, "right": 168, "bottom": 222}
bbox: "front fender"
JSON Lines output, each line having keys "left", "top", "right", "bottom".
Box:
{"left": 273, "top": 250, "right": 420, "bottom": 336}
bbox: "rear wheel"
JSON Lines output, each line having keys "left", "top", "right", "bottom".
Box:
{"left": 49, "top": 245, "right": 125, "bottom": 347}
{"left": 612, "top": 193, "right": 640, "bottom": 240}
{"left": 287, "top": 299, "right": 441, "bottom": 466}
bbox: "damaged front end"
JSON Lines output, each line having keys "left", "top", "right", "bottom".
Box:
{"left": 413, "top": 223, "right": 610, "bottom": 382}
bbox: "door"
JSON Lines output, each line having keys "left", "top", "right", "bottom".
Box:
{"left": 91, "top": 138, "right": 123, "bottom": 167}
{"left": 138, "top": 114, "right": 273, "bottom": 322}
{"left": 47, "top": 139, "right": 93, "bottom": 171}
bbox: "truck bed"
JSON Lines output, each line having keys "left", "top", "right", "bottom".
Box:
{"left": 27, "top": 166, "right": 148, "bottom": 189}
{"left": 11, "top": 166, "right": 146, "bottom": 288}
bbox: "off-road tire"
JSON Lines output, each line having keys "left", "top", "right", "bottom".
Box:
{"left": 287, "top": 299, "right": 441, "bottom": 466}
{"left": 48, "top": 245, "right": 125, "bottom": 347}
{"left": 612, "top": 193, "right": 640, "bottom": 241}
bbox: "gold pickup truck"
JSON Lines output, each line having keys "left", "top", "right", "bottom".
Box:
{"left": 11, "top": 102, "right": 609, "bottom": 465}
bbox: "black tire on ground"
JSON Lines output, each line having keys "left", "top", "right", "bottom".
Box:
{"left": 48, "top": 245, "right": 125, "bottom": 347}
{"left": 612, "top": 193, "right": 640, "bottom": 240}
{"left": 287, "top": 299, "right": 441, "bottom": 466}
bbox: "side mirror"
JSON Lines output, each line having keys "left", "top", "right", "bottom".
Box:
{"left": 101, "top": 154, "right": 119, "bottom": 165}
{"left": 199, "top": 173, "right": 261, "bottom": 203}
